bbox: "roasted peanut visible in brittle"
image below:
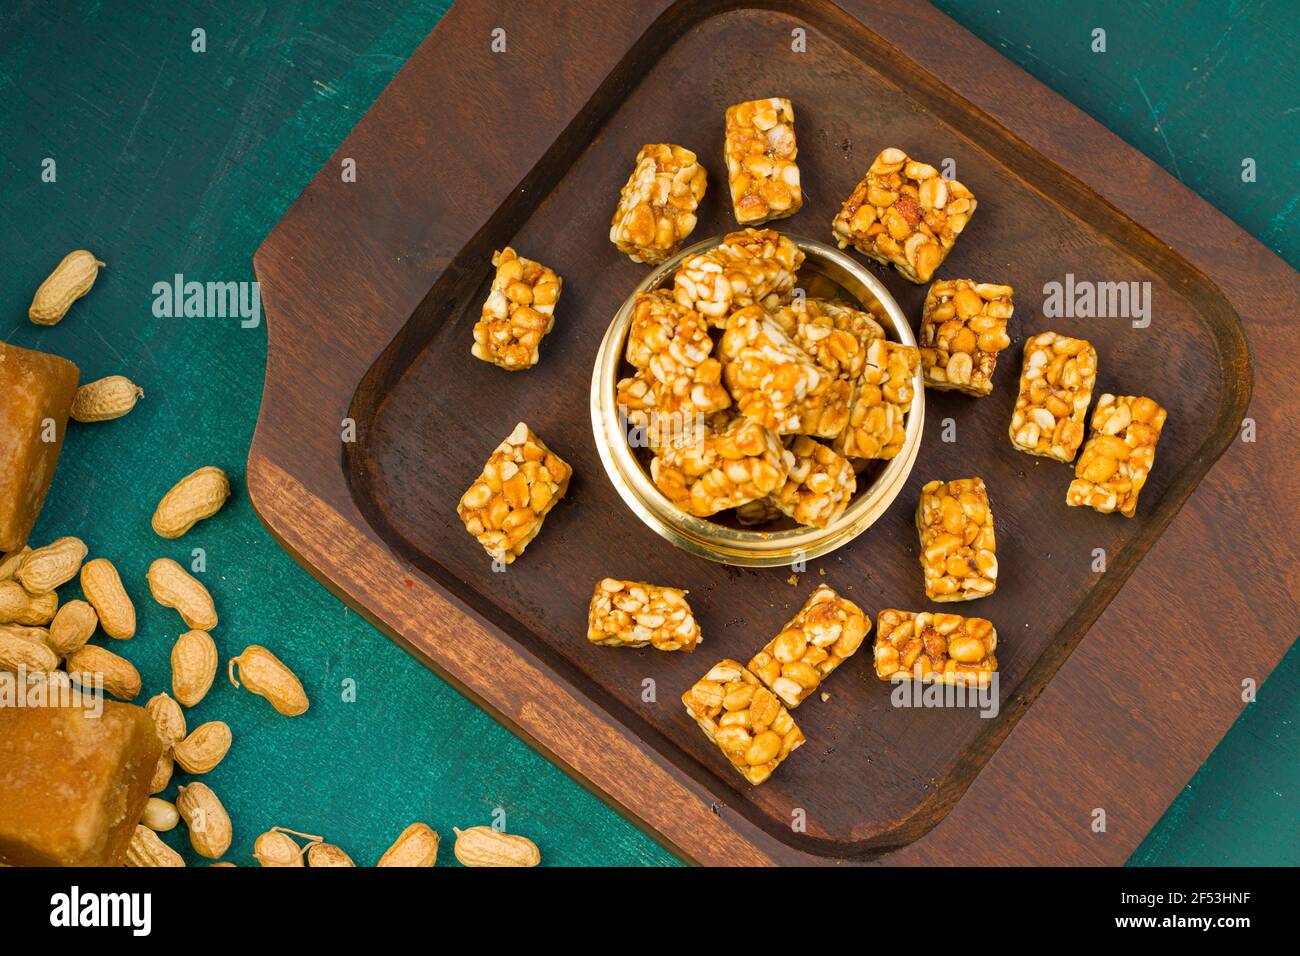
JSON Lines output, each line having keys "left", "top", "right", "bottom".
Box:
{"left": 919, "top": 279, "right": 1014, "bottom": 396}
{"left": 472, "top": 248, "right": 562, "bottom": 371}
{"left": 771, "top": 436, "right": 856, "bottom": 529}
{"left": 748, "top": 584, "right": 869, "bottom": 707}
{"left": 833, "top": 338, "right": 919, "bottom": 461}
{"left": 610, "top": 144, "right": 708, "bottom": 264}
{"left": 682, "top": 659, "right": 805, "bottom": 785}
{"left": 1008, "top": 331, "right": 1097, "bottom": 462}
{"left": 1067, "top": 394, "right": 1167, "bottom": 517}
{"left": 587, "top": 578, "right": 701, "bottom": 651}
{"left": 874, "top": 609, "right": 997, "bottom": 686}
{"left": 916, "top": 477, "right": 997, "bottom": 602}
{"left": 775, "top": 298, "right": 885, "bottom": 383}
{"left": 650, "top": 417, "right": 790, "bottom": 517}
{"left": 724, "top": 98, "right": 803, "bottom": 226}
{"left": 673, "top": 228, "right": 803, "bottom": 326}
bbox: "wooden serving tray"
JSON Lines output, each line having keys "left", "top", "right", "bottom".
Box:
{"left": 250, "top": 0, "right": 1299, "bottom": 865}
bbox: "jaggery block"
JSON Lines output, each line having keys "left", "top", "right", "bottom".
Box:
{"left": 458, "top": 422, "right": 572, "bottom": 563}
{"left": 831, "top": 147, "right": 977, "bottom": 284}
{"left": 724, "top": 97, "right": 803, "bottom": 225}
{"left": 0, "top": 342, "right": 80, "bottom": 552}
{"left": 471, "top": 247, "right": 562, "bottom": 371}
{"left": 0, "top": 701, "right": 163, "bottom": 866}
{"left": 918, "top": 279, "right": 1014, "bottom": 395}
{"left": 833, "top": 339, "right": 919, "bottom": 461}
{"left": 748, "top": 584, "right": 870, "bottom": 707}
{"left": 672, "top": 228, "right": 803, "bottom": 326}
{"left": 916, "top": 477, "right": 998, "bottom": 601}
{"left": 874, "top": 609, "right": 997, "bottom": 686}
{"left": 587, "top": 578, "right": 701, "bottom": 651}
{"left": 1067, "top": 394, "right": 1167, "bottom": 517}
{"left": 610, "top": 144, "right": 707, "bottom": 264}
{"left": 682, "top": 659, "right": 805, "bottom": 784}
{"left": 1008, "top": 331, "right": 1097, "bottom": 462}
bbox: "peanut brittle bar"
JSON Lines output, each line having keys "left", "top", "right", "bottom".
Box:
{"left": 610, "top": 144, "right": 708, "bottom": 264}
{"left": 471, "top": 248, "right": 562, "bottom": 371}
{"left": 916, "top": 477, "right": 998, "bottom": 601}
{"left": 771, "top": 436, "right": 856, "bottom": 529}
{"left": 918, "top": 279, "right": 1014, "bottom": 395}
{"left": 747, "top": 584, "right": 870, "bottom": 707}
{"left": 831, "top": 147, "right": 977, "bottom": 284}
{"left": 672, "top": 228, "right": 803, "bottom": 326}
{"left": 719, "top": 305, "right": 850, "bottom": 437}
{"left": 723, "top": 97, "right": 803, "bottom": 226}
{"left": 874, "top": 609, "right": 997, "bottom": 686}
{"left": 833, "top": 339, "right": 919, "bottom": 461}
{"left": 682, "top": 659, "right": 805, "bottom": 785}
{"left": 1008, "top": 331, "right": 1097, "bottom": 462}
{"left": 650, "top": 417, "right": 790, "bottom": 517}
{"left": 1067, "top": 394, "right": 1167, "bottom": 517}
{"left": 457, "top": 423, "right": 571, "bottom": 564}
{"left": 775, "top": 298, "right": 886, "bottom": 383}
{"left": 587, "top": 578, "right": 701, "bottom": 652}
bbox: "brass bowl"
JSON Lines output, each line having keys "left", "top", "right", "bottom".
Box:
{"left": 590, "top": 234, "right": 923, "bottom": 567}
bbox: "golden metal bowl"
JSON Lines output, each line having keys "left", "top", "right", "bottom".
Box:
{"left": 591, "top": 234, "right": 923, "bottom": 567}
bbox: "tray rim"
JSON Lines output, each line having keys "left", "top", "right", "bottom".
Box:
{"left": 248, "top": 0, "right": 1296, "bottom": 865}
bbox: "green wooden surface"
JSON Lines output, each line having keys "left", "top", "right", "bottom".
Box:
{"left": 0, "top": 0, "right": 1294, "bottom": 866}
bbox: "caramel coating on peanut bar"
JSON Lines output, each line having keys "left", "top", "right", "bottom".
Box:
{"left": 587, "top": 578, "right": 700, "bottom": 652}
{"left": 916, "top": 477, "right": 998, "bottom": 602}
{"left": 1066, "top": 394, "right": 1167, "bottom": 517}
{"left": 472, "top": 248, "right": 562, "bottom": 371}
{"left": 874, "top": 608, "right": 997, "bottom": 686}
{"left": 919, "top": 279, "right": 1014, "bottom": 396}
{"left": 748, "top": 584, "right": 870, "bottom": 707}
{"left": 724, "top": 98, "right": 803, "bottom": 226}
{"left": 610, "top": 144, "right": 707, "bottom": 264}
{"left": 682, "top": 659, "right": 804, "bottom": 785}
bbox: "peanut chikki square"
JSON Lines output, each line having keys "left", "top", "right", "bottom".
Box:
{"left": 916, "top": 477, "right": 998, "bottom": 602}
{"left": 471, "top": 248, "right": 562, "bottom": 371}
{"left": 747, "top": 584, "right": 870, "bottom": 707}
{"left": 1008, "top": 331, "right": 1097, "bottom": 462}
{"left": 457, "top": 423, "right": 571, "bottom": 564}
{"left": 771, "top": 436, "right": 856, "bottom": 529}
{"left": 831, "top": 147, "right": 977, "bottom": 284}
{"left": 650, "top": 417, "right": 790, "bottom": 518}
{"left": 833, "top": 339, "right": 919, "bottom": 461}
{"left": 774, "top": 298, "right": 887, "bottom": 383}
{"left": 587, "top": 578, "right": 700, "bottom": 652}
{"left": 610, "top": 143, "right": 708, "bottom": 264}
{"left": 874, "top": 609, "right": 997, "bottom": 686}
{"left": 1067, "top": 394, "right": 1167, "bottom": 517}
{"left": 673, "top": 228, "right": 803, "bottom": 327}
{"left": 682, "top": 659, "right": 805, "bottom": 785}
{"left": 723, "top": 97, "right": 803, "bottom": 226}
{"left": 719, "top": 305, "right": 850, "bottom": 438}
{"left": 918, "top": 279, "right": 1014, "bottom": 395}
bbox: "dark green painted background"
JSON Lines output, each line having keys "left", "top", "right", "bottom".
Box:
{"left": 1, "top": 0, "right": 1294, "bottom": 866}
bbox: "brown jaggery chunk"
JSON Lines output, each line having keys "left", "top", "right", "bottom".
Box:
{"left": 0, "top": 701, "right": 163, "bottom": 866}
{"left": 0, "top": 343, "right": 79, "bottom": 552}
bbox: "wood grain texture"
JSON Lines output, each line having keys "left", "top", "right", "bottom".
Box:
{"left": 250, "top": 0, "right": 1300, "bottom": 864}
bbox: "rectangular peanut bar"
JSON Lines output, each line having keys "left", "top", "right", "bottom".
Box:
{"left": 776, "top": 298, "right": 886, "bottom": 384}
{"left": 918, "top": 280, "right": 1014, "bottom": 396}
{"left": 833, "top": 339, "right": 919, "bottom": 461}
{"left": 587, "top": 578, "right": 701, "bottom": 652}
{"left": 724, "top": 97, "right": 803, "bottom": 226}
{"left": 472, "top": 248, "right": 562, "bottom": 371}
{"left": 1067, "top": 394, "right": 1167, "bottom": 517}
{"left": 1008, "top": 331, "right": 1097, "bottom": 462}
{"left": 916, "top": 477, "right": 998, "bottom": 601}
{"left": 458, "top": 423, "right": 571, "bottom": 564}
{"left": 874, "top": 609, "right": 997, "bottom": 686}
{"left": 832, "top": 147, "right": 977, "bottom": 284}
{"left": 673, "top": 228, "right": 803, "bottom": 326}
{"left": 719, "top": 305, "right": 850, "bottom": 437}
{"left": 771, "top": 436, "right": 856, "bottom": 529}
{"left": 610, "top": 144, "right": 707, "bottom": 264}
{"left": 651, "top": 417, "right": 789, "bottom": 517}
{"left": 747, "top": 584, "right": 870, "bottom": 707}
{"left": 682, "top": 659, "right": 805, "bottom": 784}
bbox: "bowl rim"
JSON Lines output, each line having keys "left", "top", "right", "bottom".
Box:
{"left": 590, "top": 232, "right": 924, "bottom": 567}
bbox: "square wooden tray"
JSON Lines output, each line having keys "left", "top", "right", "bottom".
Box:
{"left": 250, "top": 0, "right": 1298, "bottom": 865}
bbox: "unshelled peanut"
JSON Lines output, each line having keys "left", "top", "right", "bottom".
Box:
{"left": 80, "top": 558, "right": 135, "bottom": 639}
{"left": 152, "top": 466, "right": 230, "bottom": 539}
{"left": 145, "top": 692, "right": 187, "bottom": 748}
{"left": 173, "top": 720, "right": 232, "bottom": 774}
{"left": 125, "top": 825, "right": 185, "bottom": 867}
{"left": 29, "top": 250, "right": 105, "bottom": 326}
{"left": 15, "top": 536, "right": 86, "bottom": 593}
{"left": 142, "top": 797, "right": 180, "bottom": 832}
{"left": 70, "top": 375, "right": 144, "bottom": 422}
{"left": 66, "top": 644, "right": 141, "bottom": 700}
{"left": 176, "top": 782, "right": 232, "bottom": 859}
{"left": 171, "top": 628, "right": 218, "bottom": 707}
{"left": 0, "top": 580, "right": 58, "bottom": 626}
{"left": 147, "top": 558, "right": 217, "bottom": 630}
{"left": 307, "top": 842, "right": 356, "bottom": 867}
{"left": 0, "top": 630, "right": 59, "bottom": 673}
{"left": 228, "top": 645, "right": 308, "bottom": 716}
{"left": 254, "top": 830, "right": 305, "bottom": 867}
{"left": 0, "top": 547, "right": 31, "bottom": 582}
{"left": 452, "top": 826, "right": 541, "bottom": 867}
{"left": 47, "top": 599, "right": 97, "bottom": 657}
{"left": 377, "top": 823, "right": 440, "bottom": 867}
{"left": 149, "top": 752, "right": 175, "bottom": 795}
